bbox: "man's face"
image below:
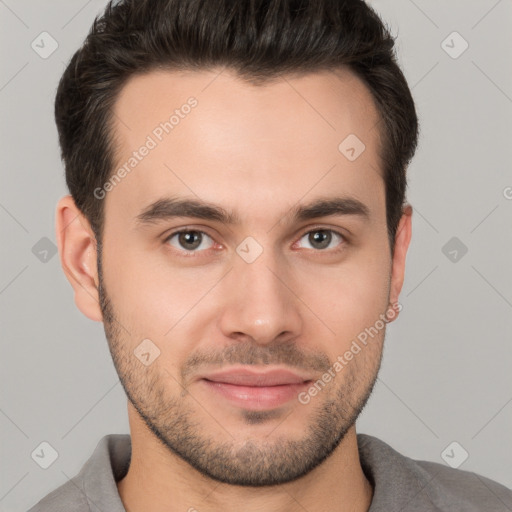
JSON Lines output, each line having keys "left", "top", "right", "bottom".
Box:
{"left": 95, "top": 67, "right": 405, "bottom": 486}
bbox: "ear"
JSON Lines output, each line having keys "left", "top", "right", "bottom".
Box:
{"left": 55, "top": 195, "right": 103, "bottom": 322}
{"left": 388, "top": 203, "right": 413, "bottom": 321}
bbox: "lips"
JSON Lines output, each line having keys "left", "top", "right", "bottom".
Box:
{"left": 200, "top": 367, "right": 313, "bottom": 386}
{"left": 199, "top": 367, "right": 314, "bottom": 410}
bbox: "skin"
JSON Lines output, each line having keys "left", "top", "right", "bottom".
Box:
{"left": 56, "top": 67, "right": 413, "bottom": 512}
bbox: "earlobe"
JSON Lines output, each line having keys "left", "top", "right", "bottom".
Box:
{"left": 388, "top": 204, "right": 413, "bottom": 320}
{"left": 55, "top": 195, "right": 103, "bottom": 322}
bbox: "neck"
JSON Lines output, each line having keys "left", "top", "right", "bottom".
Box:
{"left": 117, "top": 409, "right": 373, "bottom": 512}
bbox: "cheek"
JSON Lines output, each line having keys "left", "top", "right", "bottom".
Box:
{"left": 106, "top": 240, "right": 192, "bottom": 316}
{"left": 101, "top": 245, "right": 182, "bottom": 338}
{"left": 105, "top": 247, "right": 223, "bottom": 358}
{"left": 303, "top": 252, "right": 390, "bottom": 347}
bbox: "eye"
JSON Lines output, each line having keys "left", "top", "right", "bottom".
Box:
{"left": 164, "top": 229, "right": 215, "bottom": 253}
{"left": 163, "top": 227, "right": 346, "bottom": 257}
{"left": 295, "top": 228, "right": 346, "bottom": 251}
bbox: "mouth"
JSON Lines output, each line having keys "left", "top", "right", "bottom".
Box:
{"left": 198, "top": 367, "right": 314, "bottom": 410}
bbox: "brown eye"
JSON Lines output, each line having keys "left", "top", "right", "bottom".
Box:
{"left": 165, "top": 230, "right": 214, "bottom": 252}
{"left": 298, "top": 229, "right": 345, "bottom": 251}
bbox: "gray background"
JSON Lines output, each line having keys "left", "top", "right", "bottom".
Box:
{"left": 1, "top": 0, "right": 511, "bottom": 510}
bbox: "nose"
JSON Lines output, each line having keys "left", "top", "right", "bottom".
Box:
{"left": 217, "top": 247, "right": 303, "bottom": 346}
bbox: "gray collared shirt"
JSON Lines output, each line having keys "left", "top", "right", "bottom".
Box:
{"left": 27, "top": 433, "right": 512, "bottom": 511}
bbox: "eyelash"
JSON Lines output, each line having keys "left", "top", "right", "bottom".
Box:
{"left": 162, "top": 226, "right": 348, "bottom": 258}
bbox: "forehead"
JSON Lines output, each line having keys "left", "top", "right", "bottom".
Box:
{"left": 107, "top": 67, "right": 384, "bottom": 229}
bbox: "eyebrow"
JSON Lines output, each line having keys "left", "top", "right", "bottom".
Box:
{"left": 135, "top": 195, "right": 371, "bottom": 227}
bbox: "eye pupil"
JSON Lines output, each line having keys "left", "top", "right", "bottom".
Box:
{"left": 309, "top": 230, "right": 331, "bottom": 249}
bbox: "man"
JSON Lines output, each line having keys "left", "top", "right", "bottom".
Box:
{"left": 29, "top": 0, "right": 512, "bottom": 511}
